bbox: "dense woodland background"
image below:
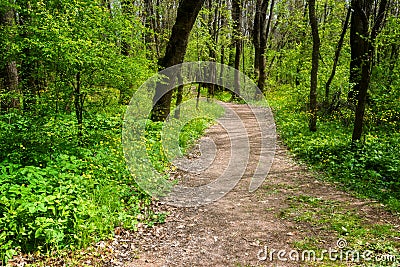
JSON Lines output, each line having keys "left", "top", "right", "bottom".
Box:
{"left": 0, "top": 0, "right": 399, "bottom": 264}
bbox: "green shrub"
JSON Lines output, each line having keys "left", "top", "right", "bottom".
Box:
{"left": 0, "top": 110, "right": 157, "bottom": 264}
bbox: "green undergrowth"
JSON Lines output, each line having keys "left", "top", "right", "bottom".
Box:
{"left": 0, "top": 98, "right": 223, "bottom": 265}
{"left": 0, "top": 107, "right": 162, "bottom": 264}
{"left": 267, "top": 85, "right": 400, "bottom": 213}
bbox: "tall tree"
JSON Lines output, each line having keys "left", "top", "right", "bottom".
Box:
{"left": 252, "top": 0, "right": 262, "bottom": 79}
{"left": 205, "top": 0, "right": 221, "bottom": 98}
{"left": 308, "top": 0, "right": 320, "bottom": 132}
{"left": 151, "top": 0, "right": 206, "bottom": 121}
{"left": 258, "top": 0, "right": 274, "bottom": 93}
{"left": 231, "top": 0, "right": 242, "bottom": 98}
{"left": 0, "top": 2, "right": 19, "bottom": 111}
{"left": 350, "top": 0, "right": 388, "bottom": 141}
{"left": 143, "top": 0, "right": 160, "bottom": 56}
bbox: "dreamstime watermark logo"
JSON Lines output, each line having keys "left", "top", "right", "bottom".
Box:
{"left": 257, "top": 238, "right": 399, "bottom": 264}
{"left": 122, "top": 61, "right": 276, "bottom": 207}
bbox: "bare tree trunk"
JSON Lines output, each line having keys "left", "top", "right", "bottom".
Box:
{"left": 174, "top": 74, "right": 184, "bottom": 119}
{"left": 232, "top": 0, "right": 242, "bottom": 99}
{"left": 351, "top": 0, "right": 388, "bottom": 141}
{"left": 252, "top": 0, "right": 262, "bottom": 79}
{"left": 5, "top": 62, "right": 19, "bottom": 94}
{"left": 151, "top": 0, "right": 206, "bottom": 122}
{"left": 387, "top": 43, "right": 399, "bottom": 86}
{"left": 74, "top": 72, "right": 85, "bottom": 144}
{"left": 0, "top": 5, "right": 19, "bottom": 111}
{"left": 154, "top": 0, "right": 161, "bottom": 58}
{"left": 258, "top": 0, "right": 274, "bottom": 93}
{"left": 144, "top": 0, "right": 159, "bottom": 55}
{"left": 206, "top": 0, "right": 220, "bottom": 99}
{"left": 308, "top": 0, "right": 320, "bottom": 132}
{"left": 348, "top": 0, "right": 371, "bottom": 103}
{"left": 325, "top": 7, "right": 351, "bottom": 102}
{"left": 218, "top": 0, "right": 227, "bottom": 91}
{"left": 219, "top": 45, "right": 225, "bottom": 90}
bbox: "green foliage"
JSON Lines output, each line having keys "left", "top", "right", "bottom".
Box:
{"left": 185, "top": 1, "right": 233, "bottom": 63}
{"left": 145, "top": 121, "right": 170, "bottom": 172}
{"left": 269, "top": 86, "right": 400, "bottom": 213}
{"left": 214, "top": 90, "right": 232, "bottom": 103}
{"left": 0, "top": 0, "right": 154, "bottom": 112}
{"left": 0, "top": 108, "right": 161, "bottom": 264}
{"left": 0, "top": 1, "right": 160, "bottom": 262}
{"left": 179, "top": 118, "right": 213, "bottom": 153}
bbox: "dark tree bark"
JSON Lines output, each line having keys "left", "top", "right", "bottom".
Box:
{"left": 308, "top": 0, "right": 320, "bottom": 132}
{"left": 348, "top": 0, "right": 371, "bottom": 103}
{"left": 154, "top": 0, "right": 162, "bottom": 58}
{"left": 325, "top": 6, "right": 351, "bottom": 102}
{"left": 19, "top": 49, "right": 38, "bottom": 110}
{"left": 351, "top": 0, "right": 388, "bottom": 142}
{"left": 0, "top": 4, "right": 19, "bottom": 111}
{"left": 205, "top": 0, "right": 220, "bottom": 98}
{"left": 232, "top": 0, "right": 242, "bottom": 99}
{"left": 252, "top": 0, "right": 262, "bottom": 79}
{"left": 151, "top": 0, "right": 206, "bottom": 122}
{"left": 219, "top": 45, "right": 225, "bottom": 88}
{"left": 73, "top": 72, "right": 85, "bottom": 144}
{"left": 218, "top": 0, "right": 227, "bottom": 91}
{"left": 387, "top": 43, "right": 399, "bottom": 86}
{"left": 258, "top": 0, "right": 274, "bottom": 93}
{"left": 143, "top": 0, "right": 160, "bottom": 56}
{"left": 174, "top": 78, "right": 183, "bottom": 119}
{"left": 17, "top": 1, "right": 41, "bottom": 110}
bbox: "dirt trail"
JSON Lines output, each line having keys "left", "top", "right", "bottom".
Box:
{"left": 123, "top": 103, "right": 399, "bottom": 267}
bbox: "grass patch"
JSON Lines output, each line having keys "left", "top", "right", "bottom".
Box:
{"left": 279, "top": 194, "right": 400, "bottom": 266}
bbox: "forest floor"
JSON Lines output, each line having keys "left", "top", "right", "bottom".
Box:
{"left": 15, "top": 103, "right": 399, "bottom": 267}
{"left": 120, "top": 103, "right": 399, "bottom": 267}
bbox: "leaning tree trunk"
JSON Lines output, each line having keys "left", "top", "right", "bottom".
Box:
{"left": 325, "top": 6, "right": 351, "bottom": 102}
{"left": 308, "top": 0, "right": 320, "bottom": 132}
{"left": 151, "top": 0, "right": 206, "bottom": 122}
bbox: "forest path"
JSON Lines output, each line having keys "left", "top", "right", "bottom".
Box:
{"left": 122, "top": 103, "right": 399, "bottom": 267}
